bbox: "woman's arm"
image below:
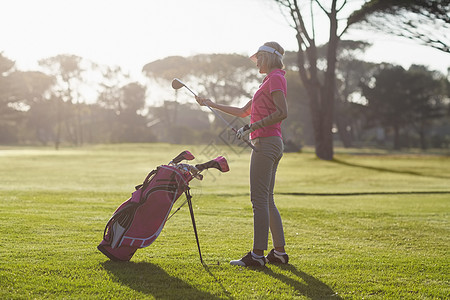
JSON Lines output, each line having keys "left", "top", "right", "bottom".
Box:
{"left": 250, "top": 90, "right": 288, "bottom": 130}
{"left": 196, "top": 97, "right": 252, "bottom": 118}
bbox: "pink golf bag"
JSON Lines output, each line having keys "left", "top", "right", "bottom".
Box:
{"left": 97, "top": 151, "right": 229, "bottom": 263}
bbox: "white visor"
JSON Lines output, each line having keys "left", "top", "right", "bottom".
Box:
{"left": 250, "top": 45, "right": 283, "bottom": 63}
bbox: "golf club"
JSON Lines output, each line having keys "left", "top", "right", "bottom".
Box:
{"left": 171, "top": 78, "right": 257, "bottom": 152}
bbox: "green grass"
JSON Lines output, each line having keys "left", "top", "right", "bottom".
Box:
{"left": 0, "top": 144, "right": 449, "bottom": 299}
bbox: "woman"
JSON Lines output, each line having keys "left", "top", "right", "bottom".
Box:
{"left": 196, "top": 41, "right": 289, "bottom": 267}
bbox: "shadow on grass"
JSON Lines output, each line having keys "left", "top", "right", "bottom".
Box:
{"left": 102, "top": 261, "right": 223, "bottom": 299}
{"left": 256, "top": 264, "right": 342, "bottom": 300}
{"left": 332, "top": 158, "right": 450, "bottom": 179}
{"left": 279, "top": 191, "right": 450, "bottom": 196}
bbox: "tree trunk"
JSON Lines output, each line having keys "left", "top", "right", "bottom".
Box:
{"left": 419, "top": 121, "right": 427, "bottom": 150}
{"left": 316, "top": 95, "right": 334, "bottom": 160}
{"left": 296, "top": 45, "right": 335, "bottom": 159}
{"left": 76, "top": 101, "right": 83, "bottom": 146}
{"left": 302, "top": 78, "right": 334, "bottom": 160}
{"left": 335, "top": 64, "right": 353, "bottom": 148}
{"left": 336, "top": 113, "right": 353, "bottom": 148}
{"left": 311, "top": 4, "right": 339, "bottom": 160}
{"left": 393, "top": 124, "right": 401, "bottom": 150}
{"left": 320, "top": 3, "right": 339, "bottom": 160}
{"left": 54, "top": 97, "right": 62, "bottom": 150}
{"left": 289, "top": 0, "right": 342, "bottom": 160}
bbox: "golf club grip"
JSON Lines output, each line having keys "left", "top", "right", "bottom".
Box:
{"left": 205, "top": 105, "right": 258, "bottom": 152}
{"left": 243, "top": 138, "right": 257, "bottom": 152}
{"left": 233, "top": 128, "right": 257, "bottom": 151}
{"left": 229, "top": 128, "right": 257, "bottom": 152}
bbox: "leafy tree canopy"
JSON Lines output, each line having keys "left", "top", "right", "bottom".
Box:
{"left": 349, "top": 0, "right": 450, "bottom": 53}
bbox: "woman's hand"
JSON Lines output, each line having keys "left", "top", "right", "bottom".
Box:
{"left": 195, "top": 96, "right": 213, "bottom": 107}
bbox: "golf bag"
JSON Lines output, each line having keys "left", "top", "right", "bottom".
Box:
{"left": 97, "top": 150, "right": 229, "bottom": 262}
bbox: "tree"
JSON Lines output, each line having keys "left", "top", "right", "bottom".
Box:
{"left": 99, "top": 81, "right": 154, "bottom": 143}
{"left": 143, "top": 54, "right": 260, "bottom": 136}
{"left": 0, "top": 53, "right": 54, "bottom": 144}
{"left": 115, "top": 82, "right": 150, "bottom": 142}
{"left": 12, "top": 71, "right": 55, "bottom": 144}
{"left": 362, "top": 65, "right": 409, "bottom": 149}
{"left": 283, "top": 41, "right": 378, "bottom": 148}
{"left": 26, "top": 96, "right": 59, "bottom": 145}
{"left": 0, "top": 54, "right": 19, "bottom": 143}
{"left": 361, "top": 64, "right": 447, "bottom": 149}
{"left": 39, "top": 54, "right": 85, "bottom": 146}
{"left": 273, "top": 0, "right": 364, "bottom": 160}
{"left": 121, "top": 82, "right": 146, "bottom": 114}
{"left": 283, "top": 52, "right": 313, "bottom": 147}
{"left": 148, "top": 102, "right": 211, "bottom": 144}
{"left": 331, "top": 40, "right": 377, "bottom": 147}
{"left": 348, "top": 0, "right": 450, "bottom": 53}
{"left": 97, "top": 66, "right": 130, "bottom": 112}
{"left": 404, "top": 65, "right": 448, "bottom": 149}
{"left": 143, "top": 53, "right": 259, "bottom": 105}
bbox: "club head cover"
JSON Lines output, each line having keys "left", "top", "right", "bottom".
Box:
{"left": 195, "top": 156, "right": 229, "bottom": 172}
{"left": 214, "top": 156, "right": 229, "bottom": 172}
{"left": 171, "top": 150, "right": 195, "bottom": 164}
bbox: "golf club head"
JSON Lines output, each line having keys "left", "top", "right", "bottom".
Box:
{"left": 171, "top": 78, "right": 185, "bottom": 90}
{"left": 171, "top": 78, "right": 197, "bottom": 97}
{"left": 195, "top": 156, "right": 230, "bottom": 173}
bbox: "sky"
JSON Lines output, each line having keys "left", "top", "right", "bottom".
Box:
{"left": 1, "top": 0, "right": 449, "bottom": 88}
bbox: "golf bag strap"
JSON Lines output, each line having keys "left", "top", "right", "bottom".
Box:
{"left": 136, "top": 168, "right": 158, "bottom": 190}
{"left": 137, "top": 168, "right": 158, "bottom": 201}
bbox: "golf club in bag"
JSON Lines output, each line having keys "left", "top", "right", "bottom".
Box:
{"left": 97, "top": 151, "right": 229, "bottom": 263}
{"left": 171, "top": 78, "right": 257, "bottom": 152}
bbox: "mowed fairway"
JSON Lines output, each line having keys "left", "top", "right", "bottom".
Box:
{"left": 0, "top": 144, "right": 449, "bottom": 299}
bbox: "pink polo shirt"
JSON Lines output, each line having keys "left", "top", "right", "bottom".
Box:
{"left": 250, "top": 69, "right": 287, "bottom": 140}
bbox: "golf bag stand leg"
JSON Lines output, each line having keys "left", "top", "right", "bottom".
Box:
{"left": 186, "top": 189, "right": 204, "bottom": 265}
